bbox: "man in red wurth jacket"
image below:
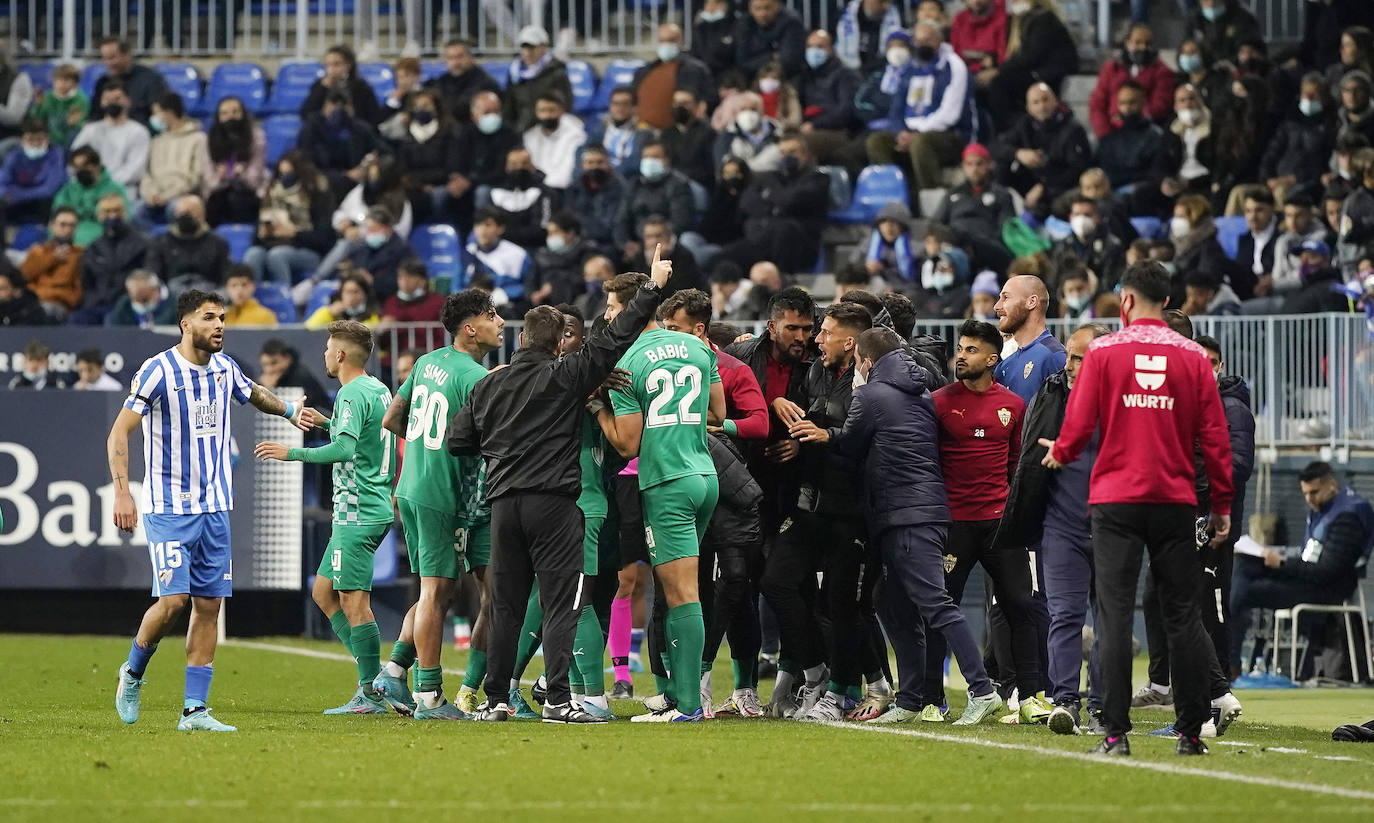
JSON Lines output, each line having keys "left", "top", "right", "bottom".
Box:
{"left": 1039, "top": 261, "right": 1233, "bottom": 758}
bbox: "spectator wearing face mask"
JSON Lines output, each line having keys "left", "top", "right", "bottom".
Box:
{"left": 531, "top": 211, "right": 597, "bottom": 307}
{"left": 453, "top": 90, "right": 520, "bottom": 232}
{"left": 0, "top": 269, "right": 48, "bottom": 328}
{"left": 203, "top": 96, "right": 269, "bottom": 226}
{"left": 52, "top": 147, "right": 129, "bottom": 247}
{"left": 7, "top": 340, "right": 65, "bottom": 386}
{"left": 305, "top": 272, "right": 381, "bottom": 329}
{"left": 914, "top": 246, "right": 972, "bottom": 319}
{"left": 719, "top": 135, "right": 829, "bottom": 273}
{"left": 71, "top": 81, "right": 150, "bottom": 189}
{"left": 302, "top": 44, "right": 384, "bottom": 126}
{"left": 1211, "top": 76, "right": 1274, "bottom": 215}
{"left": 635, "top": 23, "right": 718, "bottom": 129}
{"left": 340, "top": 205, "right": 413, "bottom": 300}
{"left": 563, "top": 144, "right": 626, "bottom": 253}
{"left": 1169, "top": 193, "right": 1243, "bottom": 308}
{"left": 503, "top": 26, "right": 574, "bottom": 134}
{"left": 1258, "top": 74, "right": 1336, "bottom": 209}
{"left": 1052, "top": 198, "right": 1126, "bottom": 293}
{"left": 298, "top": 89, "right": 387, "bottom": 200}
{"left": 797, "top": 30, "right": 863, "bottom": 176}
{"left": 0, "top": 118, "right": 65, "bottom": 225}
{"left": 1172, "top": 39, "right": 1231, "bottom": 114}
{"left": 1093, "top": 82, "right": 1167, "bottom": 197}
{"left": 246, "top": 151, "right": 337, "bottom": 286}
{"left": 145, "top": 195, "right": 230, "bottom": 292}
{"left": 138, "top": 91, "right": 208, "bottom": 225}
{"left": 681, "top": 156, "right": 750, "bottom": 267}
{"left": 584, "top": 87, "right": 650, "bottom": 176}
{"left": 659, "top": 89, "right": 716, "bottom": 189}
{"left": 949, "top": 0, "right": 1007, "bottom": 75}
{"left": 853, "top": 30, "right": 913, "bottom": 128}
{"left": 1189, "top": 0, "right": 1259, "bottom": 69}
{"left": 486, "top": 147, "right": 555, "bottom": 252}
{"left": 1088, "top": 24, "right": 1175, "bottom": 139}
{"left": 613, "top": 139, "right": 694, "bottom": 262}
{"left": 394, "top": 90, "right": 464, "bottom": 225}
{"left": 522, "top": 92, "right": 587, "bottom": 190}
{"left": 71, "top": 194, "right": 147, "bottom": 325}
{"left": 714, "top": 92, "right": 783, "bottom": 173}
{"left": 834, "top": 0, "right": 905, "bottom": 74}
{"left": 1282, "top": 238, "right": 1350, "bottom": 313}
{"left": 692, "top": 0, "right": 739, "bottom": 76}
{"left": 1056, "top": 265, "right": 1097, "bottom": 322}
{"left": 1128, "top": 84, "right": 1215, "bottom": 220}
{"left": 108, "top": 269, "right": 176, "bottom": 328}
{"left": 379, "top": 258, "right": 447, "bottom": 354}
{"left": 980, "top": 0, "right": 1077, "bottom": 133}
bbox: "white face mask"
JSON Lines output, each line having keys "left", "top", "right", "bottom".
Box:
{"left": 933, "top": 271, "right": 956, "bottom": 291}
{"left": 735, "top": 110, "right": 761, "bottom": 132}
{"left": 1177, "top": 107, "right": 1203, "bottom": 127}
{"left": 657, "top": 43, "right": 680, "bottom": 63}
{"left": 758, "top": 77, "right": 781, "bottom": 94}
{"left": 1070, "top": 214, "right": 1097, "bottom": 240}
{"left": 397, "top": 287, "right": 426, "bottom": 301}
{"left": 886, "top": 48, "right": 910, "bottom": 67}
{"left": 852, "top": 361, "right": 868, "bottom": 387}
{"left": 1170, "top": 216, "right": 1192, "bottom": 239}
{"left": 1010, "top": 1, "right": 1033, "bottom": 15}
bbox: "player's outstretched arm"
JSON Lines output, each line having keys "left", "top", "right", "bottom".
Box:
{"left": 382, "top": 393, "right": 410, "bottom": 437}
{"left": 706, "top": 381, "right": 726, "bottom": 427}
{"left": 255, "top": 434, "right": 358, "bottom": 464}
{"left": 107, "top": 408, "right": 142, "bottom": 533}
{"left": 248, "top": 382, "right": 318, "bottom": 431}
{"left": 595, "top": 405, "right": 643, "bottom": 459}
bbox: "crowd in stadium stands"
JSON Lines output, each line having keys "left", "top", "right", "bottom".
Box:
{"left": 3, "top": 0, "right": 1374, "bottom": 338}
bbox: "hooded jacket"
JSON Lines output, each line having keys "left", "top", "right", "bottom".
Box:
{"left": 996, "top": 368, "right": 1071, "bottom": 550}
{"left": 1337, "top": 186, "right": 1374, "bottom": 278}
{"left": 1259, "top": 109, "right": 1336, "bottom": 185}
{"left": 831, "top": 348, "right": 949, "bottom": 534}
{"left": 51, "top": 168, "right": 129, "bottom": 247}
{"left": 702, "top": 432, "right": 764, "bottom": 556}
{"left": 932, "top": 178, "right": 1016, "bottom": 248}
{"left": 800, "top": 357, "right": 861, "bottom": 517}
{"left": 886, "top": 43, "right": 975, "bottom": 141}
{"left": 614, "top": 168, "right": 695, "bottom": 247}
{"left": 140, "top": 120, "right": 209, "bottom": 203}
{"left": 1218, "top": 374, "right": 1255, "bottom": 530}
{"left": 861, "top": 201, "right": 917, "bottom": 283}
{"left": 800, "top": 55, "right": 860, "bottom": 132}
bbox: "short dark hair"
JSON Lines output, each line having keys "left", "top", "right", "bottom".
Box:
{"left": 444, "top": 37, "right": 472, "bottom": 50}
{"left": 1071, "top": 196, "right": 1100, "bottom": 214}
{"left": 549, "top": 209, "right": 581, "bottom": 235}
{"left": 1077, "top": 323, "right": 1112, "bottom": 340}
{"left": 826, "top": 301, "right": 874, "bottom": 334}
{"left": 226, "top": 264, "right": 254, "bottom": 283}
{"left": 1195, "top": 334, "right": 1223, "bottom": 359}
{"left": 606, "top": 271, "right": 648, "bottom": 307}
{"left": 880, "top": 292, "right": 916, "bottom": 339}
{"left": 556, "top": 302, "right": 584, "bottom": 324}
{"left": 398, "top": 347, "right": 425, "bottom": 363}
{"left": 523, "top": 305, "right": 566, "bottom": 352}
{"left": 958, "top": 318, "right": 1003, "bottom": 353}
{"left": 260, "top": 338, "right": 294, "bottom": 358}
{"left": 1298, "top": 461, "right": 1335, "bottom": 484}
{"left": 1118, "top": 78, "right": 1145, "bottom": 95}
{"left": 99, "top": 78, "right": 127, "bottom": 97}
{"left": 327, "top": 319, "right": 375, "bottom": 360}
{"left": 22, "top": 338, "right": 50, "bottom": 360}
{"left": 659, "top": 288, "right": 712, "bottom": 329}
{"left": 70, "top": 145, "right": 100, "bottom": 167}
{"left": 474, "top": 206, "right": 506, "bottom": 227}
{"left": 856, "top": 327, "right": 904, "bottom": 364}
{"left": 536, "top": 91, "right": 568, "bottom": 109}
{"left": 708, "top": 321, "right": 742, "bottom": 350}
{"left": 767, "top": 286, "right": 815, "bottom": 321}
{"left": 1162, "top": 308, "right": 1194, "bottom": 338}
{"left": 100, "top": 35, "right": 131, "bottom": 53}
{"left": 1285, "top": 193, "right": 1315, "bottom": 210}
{"left": 610, "top": 85, "right": 637, "bottom": 104}
{"left": 326, "top": 43, "right": 357, "bottom": 70}
{"left": 398, "top": 257, "right": 428, "bottom": 279}
{"left": 20, "top": 116, "right": 47, "bottom": 136}
{"left": 76, "top": 347, "right": 104, "bottom": 366}
{"left": 1242, "top": 185, "right": 1275, "bottom": 207}
{"left": 324, "top": 89, "right": 352, "bottom": 108}
{"left": 834, "top": 262, "right": 870, "bottom": 286}
{"left": 839, "top": 289, "right": 883, "bottom": 320}
{"left": 1119, "top": 261, "right": 1172, "bottom": 304}
{"left": 155, "top": 91, "right": 184, "bottom": 118}
{"left": 581, "top": 142, "right": 608, "bottom": 158}
{"left": 177, "top": 289, "right": 224, "bottom": 319}
{"left": 440, "top": 288, "right": 494, "bottom": 335}
{"left": 51, "top": 206, "right": 78, "bottom": 222}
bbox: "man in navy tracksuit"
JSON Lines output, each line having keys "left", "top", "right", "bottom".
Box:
{"left": 807, "top": 327, "right": 1002, "bottom": 726}
{"left": 1000, "top": 323, "right": 1110, "bottom": 735}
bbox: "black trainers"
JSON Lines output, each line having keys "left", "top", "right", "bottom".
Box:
{"left": 610, "top": 680, "right": 634, "bottom": 700}
{"left": 1047, "top": 701, "right": 1082, "bottom": 735}
{"left": 476, "top": 700, "right": 509, "bottom": 721}
{"left": 532, "top": 676, "right": 547, "bottom": 706}
{"left": 1085, "top": 708, "right": 1107, "bottom": 735}
{"left": 1091, "top": 735, "right": 1131, "bottom": 756}
{"left": 1176, "top": 735, "right": 1210, "bottom": 756}
{"left": 542, "top": 701, "right": 608, "bottom": 724}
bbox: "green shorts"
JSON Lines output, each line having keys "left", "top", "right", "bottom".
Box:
{"left": 399, "top": 499, "right": 465, "bottom": 579}
{"left": 583, "top": 515, "right": 604, "bottom": 576}
{"left": 640, "top": 474, "right": 718, "bottom": 567}
{"left": 319, "top": 522, "right": 390, "bottom": 591}
{"left": 463, "top": 519, "right": 491, "bottom": 573}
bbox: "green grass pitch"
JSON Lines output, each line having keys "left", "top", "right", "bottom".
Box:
{"left": 1, "top": 633, "right": 1372, "bottom": 822}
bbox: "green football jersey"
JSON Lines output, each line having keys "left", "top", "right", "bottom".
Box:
{"left": 578, "top": 412, "right": 608, "bottom": 520}
{"left": 330, "top": 374, "right": 396, "bottom": 527}
{"left": 394, "top": 347, "right": 490, "bottom": 522}
{"left": 611, "top": 328, "right": 721, "bottom": 490}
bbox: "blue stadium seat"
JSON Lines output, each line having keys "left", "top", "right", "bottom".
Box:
{"left": 215, "top": 223, "right": 256, "bottom": 263}
{"left": 203, "top": 63, "right": 268, "bottom": 116}
{"left": 483, "top": 60, "right": 511, "bottom": 90}
{"left": 156, "top": 62, "right": 204, "bottom": 115}
{"left": 306, "top": 280, "right": 337, "bottom": 316}
{"left": 1215, "top": 215, "right": 1248, "bottom": 260}
{"left": 358, "top": 62, "right": 396, "bottom": 102}
{"left": 565, "top": 60, "right": 597, "bottom": 115}
{"left": 253, "top": 281, "right": 296, "bottom": 323}
{"left": 263, "top": 114, "right": 301, "bottom": 166}
{"left": 421, "top": 61, "right": 445, "bottom": 82}
{"left": 80, "top": 63, "right": 107, "bottom": 101}
{"left": 1130, "top": 216, "right": 1164, "bottom": 240}
{"left": 19, "top": 63, "right": 54, "bottom": 91}
{"left": 828, "top": 164, "right": 908, "bottom": 225}
{"left": 820, "top": 166, "right": 851, "bottom": 213}
{"left": 1043, "top": 215, "right": 1072, "bottom": 242}
{"left": 268, "top": 62, "right": 323, "bottom": 115}
{"left": 591, "top": 59, "right": 644, "bottom": 112}
{"left": 408, "top": 224, "right": 462, "bottom": 288}
{"left": 11, "top": 223, "right": 47, "bottom": 252}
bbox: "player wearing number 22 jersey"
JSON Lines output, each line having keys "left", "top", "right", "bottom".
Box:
{"left": 610, "top": 327, "right": 722, "bottom": 722}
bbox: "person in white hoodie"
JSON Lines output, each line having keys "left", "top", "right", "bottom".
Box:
{"left": 521, "top": 92, "right": 586, "bottom": 190}
{"left": 137, "top": 92, "right": 208, "bottom": 224}
{"left": 72, "top": 81, "right": 150, "bottom": 190}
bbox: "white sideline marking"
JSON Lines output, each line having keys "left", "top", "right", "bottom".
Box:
{"left": 825, "top": 722, "right": 1374, "bottom": 802}
{"left": 222, "top": 640, "right": 538, "bottom": 685}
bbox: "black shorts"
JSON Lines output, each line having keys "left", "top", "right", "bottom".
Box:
{"left": 614, "top": 474, "right": 649, "bottom": 567}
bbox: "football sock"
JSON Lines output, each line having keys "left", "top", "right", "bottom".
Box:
{"left": 574, "top": 605, "right": 605, "bottom": 697}
{"left": 350, "top": 621, "right": 381, "bottom": 687}
{"left": 655, "top": 651, "right": 672, "bottom": 699}
{"left": 514, "top": 589, "right": 544, "bottom": 681}
{"left": 184, "top": 665, "right": 212, "bottom": 712}
{"left": 127, "top": 638, "right": 157, "bottom": 678}
{"left": 328, "top": 611, "right": 353, "bottom": 652}
{"left": 462, "top": 650, "right": 487, "bottom": 691}
{"left": 609, "top": 597, "right": 631, "bottom": 683}
{"left": 803, "top": 664, "right": 826, "bottom": 685}
{"left": 774, "top": 670, "right": 796, "bottom": 703}
{"left": 415, "top": 666, "right": 443, "bottom": 708}
{"left": 846, "top": 683, "right": 863, "bottom": 701}
{"left": 867, "top": 671, "right": 892, "bottom": 695}
{"left": 1150, "top": 682, "right": 1171, "bottom": 695}
{"left": 666, "top": 603, "right": 706, "bottom": 716}
{"left": 582, "top": 693, "right": 609, "bottom": 711}
{"left": 629, "top": 626, "right": 645, "bottom": 660}
{"left": 731, "top": 658, "right": 754, "bottom": 691}
{"left": 389, "top": 640, "right": 416, "bottom": 671}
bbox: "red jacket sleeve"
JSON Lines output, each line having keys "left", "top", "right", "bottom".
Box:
{"left": 1088, "top": 62, "right": 1115, "bottom": 139}
{"left": 1144, "top": 62, "right": 1176, "bottom": 124}
{"left": 1052, "top": 346, "right": 1102, "bottom": 465}
{"left": 1194, "top": 353, "right": 1235, "bottom": 516}
{"left": 724, "top": 363, "right": 770, "bottom": 440}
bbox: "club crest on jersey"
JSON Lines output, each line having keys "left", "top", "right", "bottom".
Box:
{"left": 129, "top": 374, "right": 141, "bottom": 396}
{"left": 942, "top": 554, "right": 957, "bottom": 574}
{"left": 997, "top": 407, "right": 1012, "bottom": 427}
{"left": 158, "top": 568, "right": 174, "bottom": 587}
{"left": 1023, "top": 362, "right": 1034, "bottom": 380}
{"left": 1134, "top": 354, "right": 1167, "bottom": 390}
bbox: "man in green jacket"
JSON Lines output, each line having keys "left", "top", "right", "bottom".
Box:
{"left": 51, "top": 145, "right": 129, "bottom": 246}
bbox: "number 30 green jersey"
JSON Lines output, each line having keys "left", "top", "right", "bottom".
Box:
{"left": 394, "top": 347, "right": 490, "bottom": 521}
{"left": 611, "top": 328, "right": 721, "bottom": 490}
